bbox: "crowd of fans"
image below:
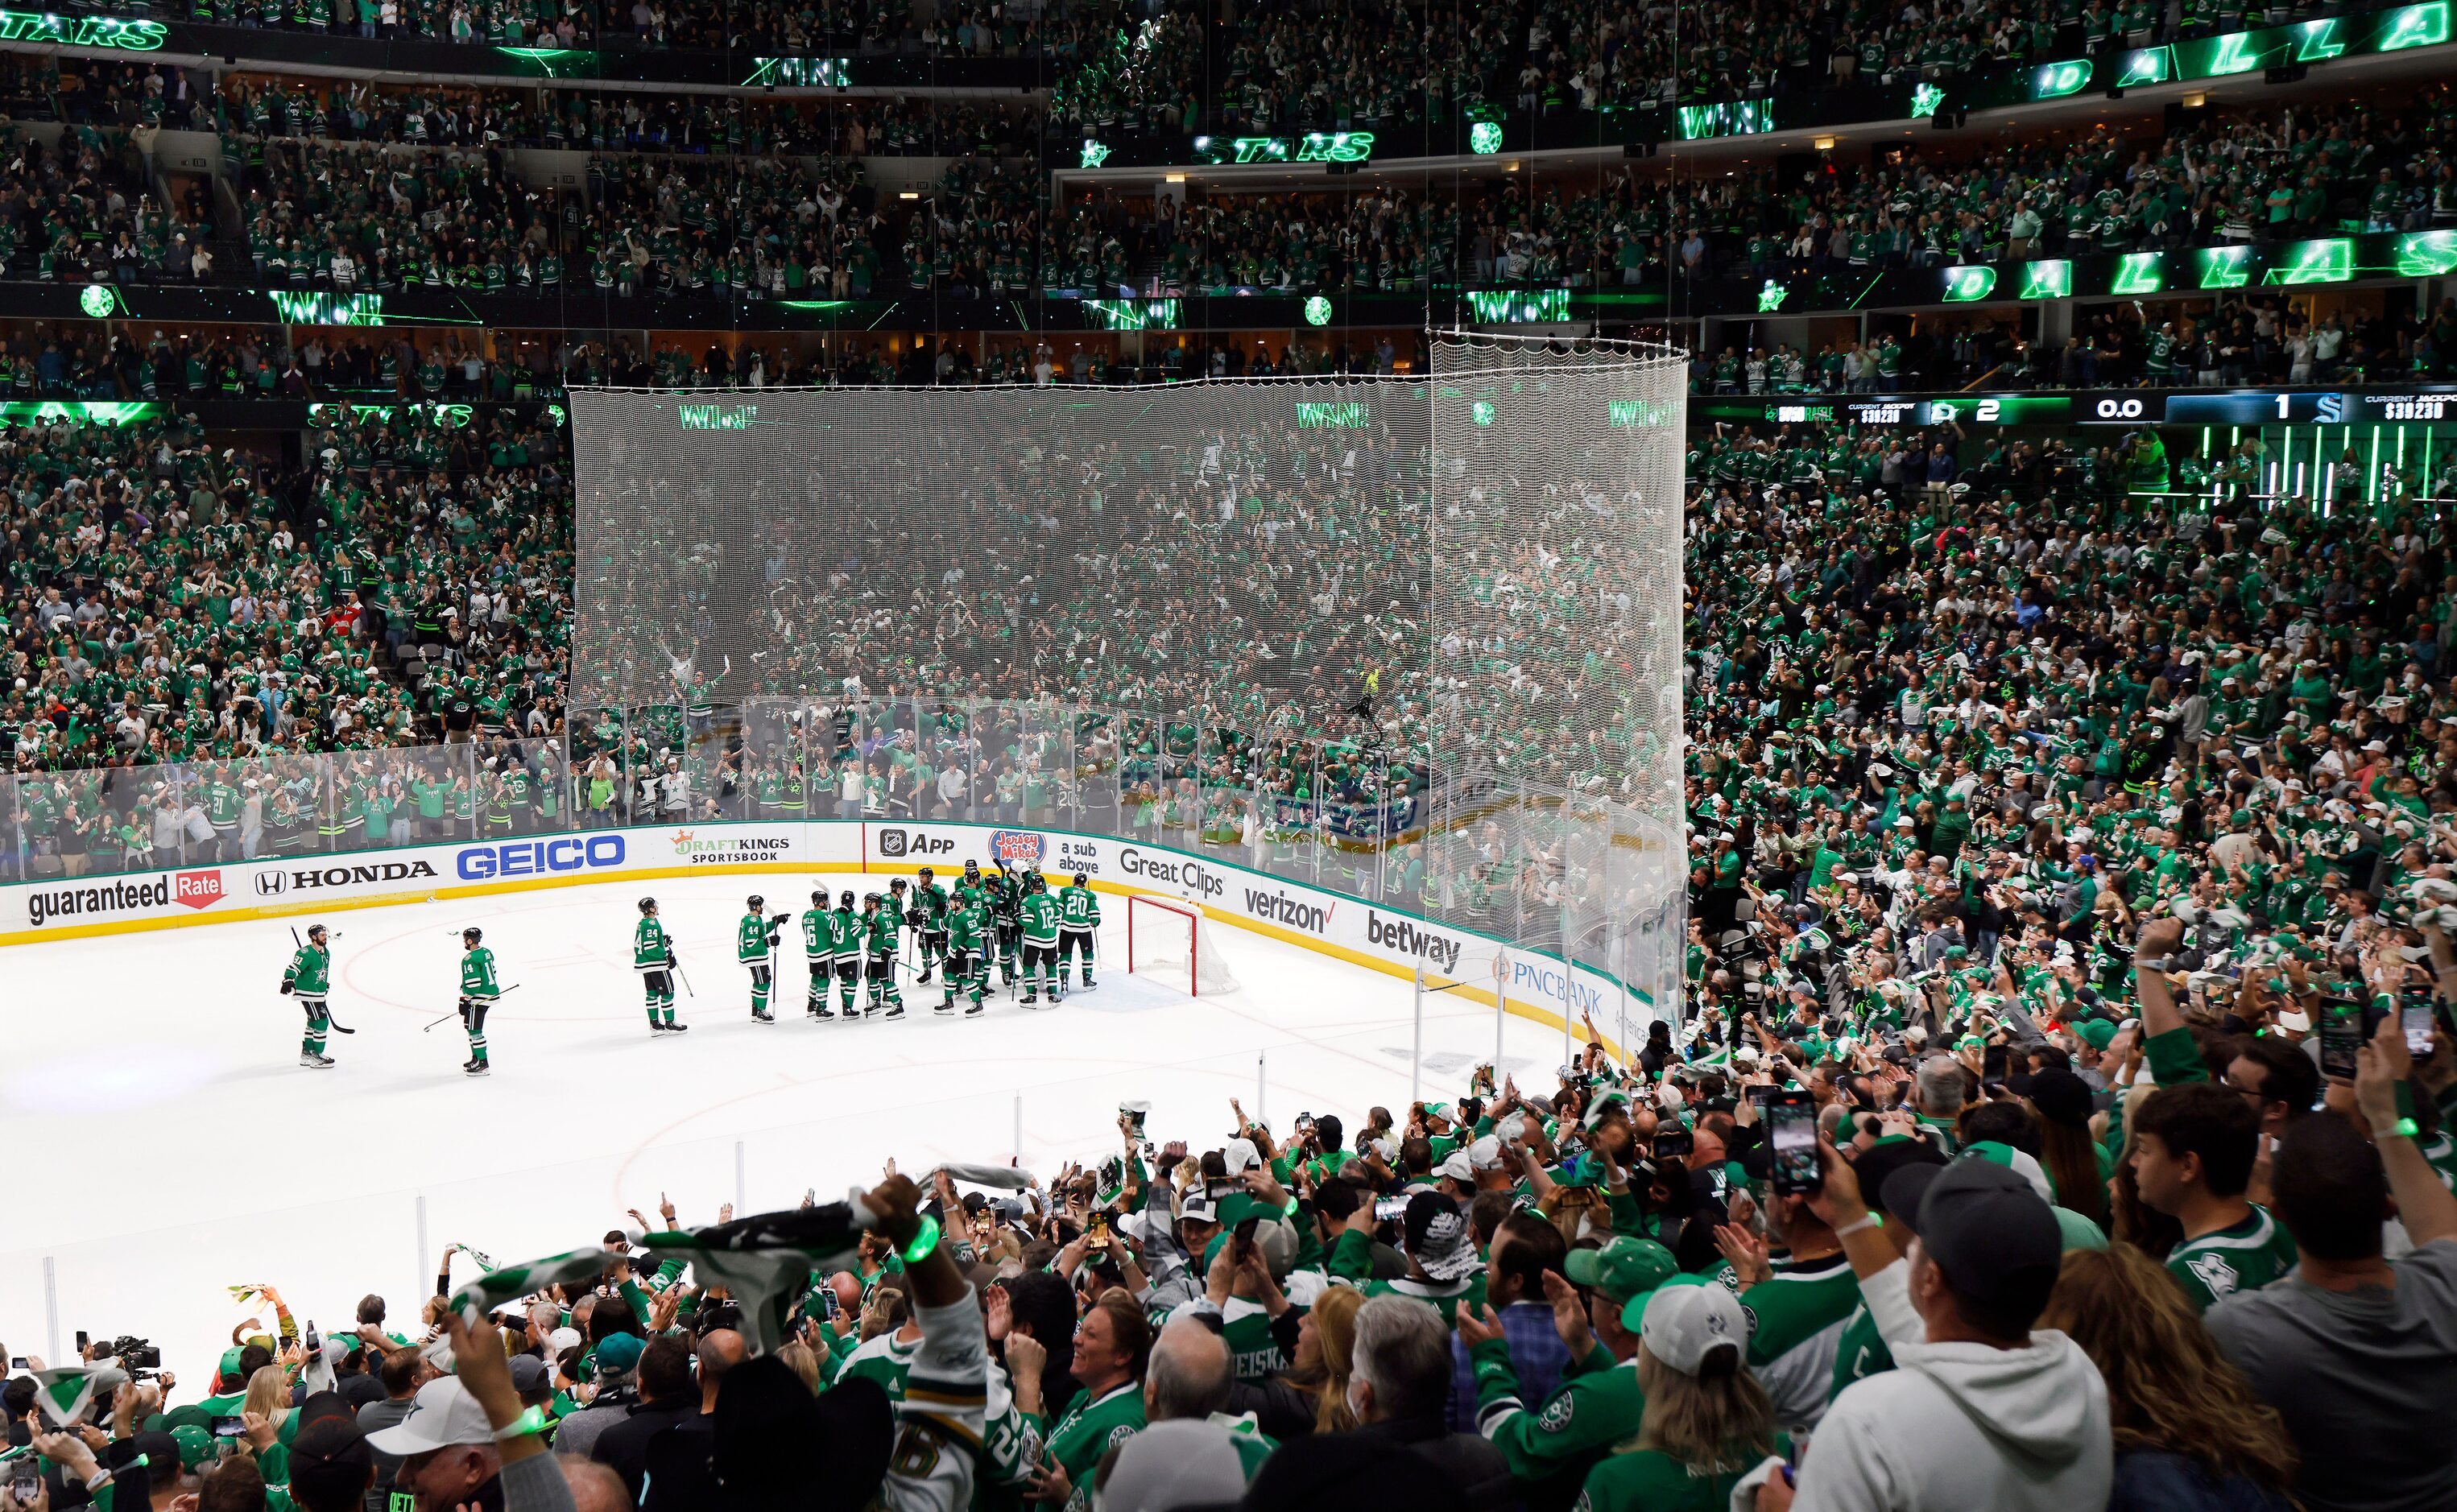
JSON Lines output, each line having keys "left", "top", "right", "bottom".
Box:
{"left": 163, "top": 0, "right": 1086, "bottom": 59}
{"left": 10, "top": 911, "right": 2457, "bottom": 1512}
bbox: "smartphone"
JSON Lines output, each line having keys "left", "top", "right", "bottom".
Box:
{"left": 212, "top": 1415, "right": 245, "bottom": 1440}
{"left": 1233, "top": 1215, "right": 1260, "bottom": 1250}
{"left": 9, "top": 1460, "right": 38, "bottom": 1502}
{"left": 1745, "top": 1084, "right": 1781, "bottom": 1109}
{"left": 815, "top": 1287, "right": 839, "bottom": 1321}
{"left": 2404, "top": 997, "right": 2438, "bottom": 1057}
{"left": 1982, "top": 1043, "right": 2008, "bottom": 1083}
{"left": 1086, "top": 1214, "right": 1108, "bottom": 1244}
{"left": 1652, "top": 1128, "right": 1694, "bottom": 1161}
{"left": 6, "top": 1357, "right": 24, "bottom": 1371}
{"left": 1372, "top": 1196, "right": 1410, "bottom": 1221}
{"left": 2318, "top": 996, "right": 2365, "bottom": 1080}
{"left": 74, "top": 1330, "right": 89, "bottom": 1354}
{"left": 1767, "top": 1093, "right": 1821, "bottom": 1195}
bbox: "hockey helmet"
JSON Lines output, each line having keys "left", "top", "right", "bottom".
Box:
{"left": 839, "top": 890, "right": 856, "bottom": 909}
{"left": 639, "top": 897, "right": 659, "bottom": 914}
{"left": 748, "top": 894, "right": 766, "bottom": 911}
{"left": 462, "top": 927, "right": 483, "bottom": 944}
{"left": 1073, "top": 872, "right": 1088, "bottom": 887}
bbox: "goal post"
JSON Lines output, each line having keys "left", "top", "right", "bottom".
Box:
{"left": 1124, "top": 894, "right": 1241, "bottom": 998}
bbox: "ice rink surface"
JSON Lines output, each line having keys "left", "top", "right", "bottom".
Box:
{"left": 2, "top": 873, "right": 1582, "bottom": 1386}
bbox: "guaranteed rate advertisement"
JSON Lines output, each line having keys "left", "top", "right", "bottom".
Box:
{"left": 1, "top": 819, "right": 1665, "bottom": 1037}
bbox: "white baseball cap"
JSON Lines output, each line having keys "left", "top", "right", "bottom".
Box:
{"left": 1640, "top": 1281, "right": 1751, "bottom": 1375}
{"left": 1437, "top": 1149, "right": 1475, "bottom": 1183}
{"left": 365, "top": 1377, "right": 494, "bottom": 1456}
{"left": 1221, "top": 1138, "right": 1261, "bottom": 1176}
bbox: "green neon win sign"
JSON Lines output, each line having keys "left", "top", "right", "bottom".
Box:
{"left": 1466, "top": 289, "right": 1569, "bottom": 323}
{"left": 1942, "top": 266, "right": 1997, "bottom": 302}
{"left": 679, "top": 402, "right": 760, "bottom": 431}
{"left": 1295, "top": 401, "right": 1369, "bottom": 429}
{"left": 2112, "top": 253, "right": 2165, "bottom": 294}
{"left": 1083, "top": 298, "right": 1179, "bottom": 331}
{"left": 2018, "top": 261, "right": 2070, "bottom": 300}
{"left": 1676, "top": 101, "right": 1773, "bottom": 140}
{"left": 0, "top": 11, "right": 163, "bottom": 48}
{"left": 270, "top": 291, "right": 384, "bottom": 325}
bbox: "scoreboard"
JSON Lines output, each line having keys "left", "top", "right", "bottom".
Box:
{"left": 1696, "top": 387, "right": 2457, "bottom": 429}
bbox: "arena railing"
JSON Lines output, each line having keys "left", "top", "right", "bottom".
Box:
{"left": 0, "top": 696, "right": 1688, "bottom": 1030}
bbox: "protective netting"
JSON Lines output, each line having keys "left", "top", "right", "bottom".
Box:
{"left": 566, "top": 334, "right": 1689, "bottom": 1022}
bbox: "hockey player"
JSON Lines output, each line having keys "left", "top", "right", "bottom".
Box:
{"left": 1019, "top": 874, "right": 1061, "bottom": 1006}
{"left": 458, "top": 926, "right": 500, "bottom": 1076}
{"left": 912, "top": 866, "right": 950, "bottom": 982}
{"left": 635, "top": 898, "right": 688, "bottom": 1034}
{"left": 863, "top": 892, "right": 905, "bottom": 1019}
{"left": 1058, "top": 872, "right": 1100, "bottom": 990}
{"left": 738, "top": 894, "right": 788, "bottom": 1024}
{"left": 800, "top": 888, "right": 837, "bottom": 1020}
{"left": 828, "top": 890, "right": 864, "bottom": 1018}
{"left": 941, "top": 891, "right": 989, "bottom": 1017}
{"left": 884, "top": 877, "right": 911, "bottom": 959}
{"left": 281, "top": 923, "right": 335, "bottom": 1068}
{"left": 988, "top": 863, "right": 1024, "bottom": 985}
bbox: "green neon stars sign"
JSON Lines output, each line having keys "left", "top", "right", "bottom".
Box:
{"left": 0, "top": 11, "right": 163, "bottom": 48}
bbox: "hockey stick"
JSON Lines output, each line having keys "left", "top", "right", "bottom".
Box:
{"left": 422, "top": 985, "right": 519, "bottom": 1031}
{"left": 291, "top": 925, "right": 356, "bottom": 1034}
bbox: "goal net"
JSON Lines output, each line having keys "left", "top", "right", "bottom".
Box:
{"left": 566, "top": 333, "right": 1691, "bottom": 1022}
{"left": 1125, "top": 894, "right": 1240, "bottom": 998}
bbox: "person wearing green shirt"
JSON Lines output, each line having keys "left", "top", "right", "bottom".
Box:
{"left": 2130, "top": 1080, "right": 2297, "bottom": 1311}
{"left": 863, "top": 893, "right": 905, "bottom": 1019}
{"left": 800, "top": 887, "right": 838, "bottom": 1022}
{"left": 456, "top": 926, "right": 500, "bottom": 1076}
{"left": 633, "top": 897, "right": 685, "bottom": 1035}
{"left": 280, "top": 922, "right": 336, "bottom": 1068}
{"left": 738, "top": 893, "right": 785, "bottom": 1024}
{"left": 943, "top": 896, "right": 990, "bottom": 1017}
{"left": 1462, "top": 1235, "right": 1674, "bottom": 1510}
{"left": 1575, "top": 1281, "right": 1792, "bottom": 1512}
{"left": 827, "top": 890, "right": 865, "bottom": 1018}
{"left": 1057, "top": 870, "right": 1101, "bottom": 990}
{"left": 1017, "top": 1290, "right": 1148, "bottom": 1512}
{"left": 1020, "top": 874, "right": 1063, "bottom": 1005}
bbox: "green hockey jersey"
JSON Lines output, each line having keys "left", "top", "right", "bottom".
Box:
{"left": 283, "top": 944, "right": 331, "bottom": 997}
{"left": 1059, "top": 884, "right": 1100, "bottom": 931}
{"left": 738, "top": 912, "right": 779, "bottom": 964}
{"left": 801, "top": 907, "right": 833, "bottom": 958}
{"left": 461, "top": 946, "right": 502, "bottom": 1001}
{"left": 1020, "top": 893, "right": 1061, "bottom": 946}
{"left": 634, "top": 918, "right": 674, "bottom": 973}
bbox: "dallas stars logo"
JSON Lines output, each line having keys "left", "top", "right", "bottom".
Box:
{"left": 2187, "top": 1250, "right": 2240, "bottom": 1298}
{"left": 1538, "top": 1394, "right": 1575, "bottom": 1431}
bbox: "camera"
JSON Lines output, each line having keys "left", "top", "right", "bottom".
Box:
{"left": 105, "top": 1335, "right": 162, "bottom": 1370}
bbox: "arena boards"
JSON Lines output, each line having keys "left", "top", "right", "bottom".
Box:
{"left": 0, "top": 816, "right": 1663, "bottom": 1051}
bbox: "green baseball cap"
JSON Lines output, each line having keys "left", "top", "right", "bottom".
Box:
{"left": 2075, "top": 1019, "right": 2117, "bottom": 1051}
{"left": 1564, "top": 1236, "right": 1677, "bottom": 1306}
{"left": 170, "top": 1424, "right": 216, "bottom": 1469}
{"left": 2052, "top": 1206, "right": 2109, "bottom": 1254}
{"left": 218, "top": 1347, "right": 246, "bottom": 1378}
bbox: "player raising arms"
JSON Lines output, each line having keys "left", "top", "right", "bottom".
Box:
{"left": 635, "top": 897, "right": 688, "bottom": 1035}
{"left": 800, "top": 887, "right": 837, "bottom": 1020}
{"left": 1058, "top": 871, "right": 1099, "bottom": 990}
{"left": 457, "top": 927, "right": 500, "bottom": 1076}
{"left": 738, "top": 894, "right": 787, "bottom": 1024}
{"left": 989, "top": 862, "right": 1024, "bottom": 986}
{"left": 281, "top": 922, "right": 336, "bottom": 1068}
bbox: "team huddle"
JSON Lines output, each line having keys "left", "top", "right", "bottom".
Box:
{"left": 277, "top": 861, "right": 1101, "bottom": 1072}
{"left": 744, "top": 858, "right": 1103, "bottom": 1023}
